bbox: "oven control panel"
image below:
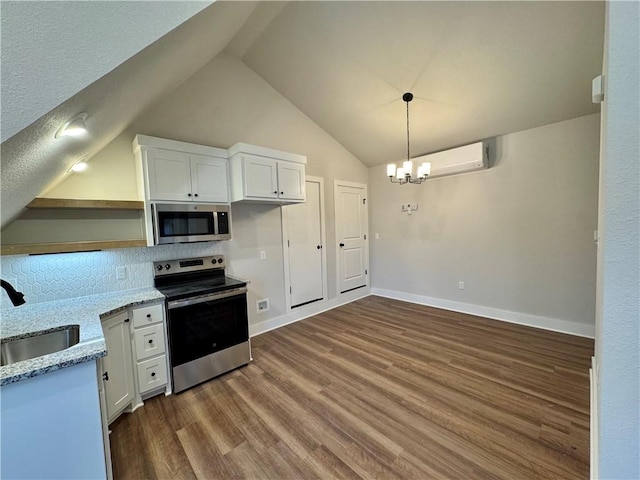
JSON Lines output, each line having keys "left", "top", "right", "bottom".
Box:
{"left": 153, "top": 255, "right": 225, "bottom": 276}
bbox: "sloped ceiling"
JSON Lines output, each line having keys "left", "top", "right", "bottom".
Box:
{"left": 0, "top": 1, "right": 213, "bottom": 143}
{"left": 227, "top": 1, "right": 604, "bottom": 166}
{"left": 1, "top": 1, "right": 604, "bottom": 229}
{"left": 0, "top": 1, "right": 256, "bottom": 228}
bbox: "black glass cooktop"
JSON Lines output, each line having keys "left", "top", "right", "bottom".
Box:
{"left": 156, "top": 276, "right": 246, "bottom": 301}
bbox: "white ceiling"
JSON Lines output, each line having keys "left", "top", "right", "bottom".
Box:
{"left": 229, "top": 1, "right": 604, "bottom": 166}
{"left": 1, "top": 1, "right": 605, "bottom": 229}
{"left": 0, "top": 1, "right": 213, "bottom": 143}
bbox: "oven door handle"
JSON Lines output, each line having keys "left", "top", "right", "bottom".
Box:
{"left": 167, "top": 287, "right": 247, "bottom": 309}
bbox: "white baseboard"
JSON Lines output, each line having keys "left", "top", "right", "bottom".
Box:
{"left": 590, "top": 356, "right": 599, "bottom": 480}
{"left": 370, "top": 287, "right": 595, "bottom": 338}
{"left": 249, "top": 287, "right": 371, "bottom": 337}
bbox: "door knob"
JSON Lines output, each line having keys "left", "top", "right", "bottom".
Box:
{"left": 317, "top": 245, "right": 322, "bottom": 249}
{"left": 339, "top": 243, "right": 345, "bottom": 247}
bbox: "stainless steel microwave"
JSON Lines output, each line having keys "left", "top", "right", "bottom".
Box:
{"left": 152, "top": 203, "right": 231, "bottom": 245}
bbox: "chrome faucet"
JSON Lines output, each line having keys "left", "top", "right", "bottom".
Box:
{"left": 1, "top": 279, "right": 26, "bottom": 306}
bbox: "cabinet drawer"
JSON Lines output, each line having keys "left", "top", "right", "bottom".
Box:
{"left": 132, "top": 303, "right": 164, "bottom": 328}
{"left": 137, "top": 355, "right": 168, "bottom": 394}
{"left": 133, "top": 323, "right": 166, "bottom": 361}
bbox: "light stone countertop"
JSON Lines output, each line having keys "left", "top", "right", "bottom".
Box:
{"left": 0, "top": 287, "right": 165, "bottom": 386}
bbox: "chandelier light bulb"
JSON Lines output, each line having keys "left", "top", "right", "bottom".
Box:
{"left": 403, "top": 160, "right": 412, "bottom": 177}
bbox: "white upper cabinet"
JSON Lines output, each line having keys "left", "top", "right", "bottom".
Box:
{"left": 145, "top": 148, "right": 191, "bottom": 201}
{"left": 133, "top": 135, "right": 229, "bottom": 204}
{"left": 189, "top": 153, "right": 229, "bottom": 203}
{"left": 243, "top": 154, "right": 279, "bottom": 199}
{"left": 277, "top": 161, "right": 305, "bottom": 201}
{"left": 228, "top": 143, "right": 307, "bottom": 204}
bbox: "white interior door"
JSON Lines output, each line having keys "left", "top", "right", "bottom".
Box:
{"left": 283, "top": 177, "right": 326, "bottom": 309}
{"left": 335, "top": 181, "right": 368, "bottom": 293}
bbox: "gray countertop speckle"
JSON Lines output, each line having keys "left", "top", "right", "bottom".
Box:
{"left": 0, "top": 288, "right": 165, "bottom": 386}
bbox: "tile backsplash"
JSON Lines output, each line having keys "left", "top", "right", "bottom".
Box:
{"left": 0, "top": 243, "right": 225, "bottom": 309}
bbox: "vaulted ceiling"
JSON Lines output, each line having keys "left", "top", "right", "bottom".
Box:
{"left": 229, "top": 1, "right": 604, "bottom": 166}
{"left": 0, "top": 1, "right": 604, "bottom": 228}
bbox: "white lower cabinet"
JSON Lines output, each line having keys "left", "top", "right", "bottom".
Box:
{"left": 99, "top": 301, "right": 170, "bottom": 426}
{"left": 100, "top": 311, "right": 134, "bottom": 423}
{"left": 97, "top": 301, "right": 170, "bottom": 479}
{"left": 130, "top": 302, "right": 171, "bottom": 401}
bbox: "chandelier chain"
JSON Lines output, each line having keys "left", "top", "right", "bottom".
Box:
{"left": 406, "top": 98, "right": 411, "bottom": 163}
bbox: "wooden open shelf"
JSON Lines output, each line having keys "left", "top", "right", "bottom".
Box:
{"left": 1, "top": 239, "right": 147, "bottom": 256}
{"left": 1, "top": 198, "right": 147, "bottom": 255}
{"left": 27, "top": 198, "right": 144, "bottom": 210}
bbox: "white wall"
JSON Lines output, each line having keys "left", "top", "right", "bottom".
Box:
{"left": 44, "top": 53, "right": 369, "bottom": 329}
{"left": 369, "top": 114, "right": 600, "bottom": 337}
{"left": 595, "top": 1, "right": 640, "bottom": 478}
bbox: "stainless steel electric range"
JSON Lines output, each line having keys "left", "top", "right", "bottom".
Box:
{"left": 153, "top": 255, "right": 251, "bottom": 393}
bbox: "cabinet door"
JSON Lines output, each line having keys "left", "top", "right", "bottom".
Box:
{"left": 146, "top": 148, "right": 193, "bottom": 202}
{"left": 190, "top": 154, "right": 229, "bottom": 203}
{"left": 243, "top": 155, "right": 279, "bottom": 199}
{"left": 277, "top": 161, "right": 306, "bottom": 201}
{"left": 101, "top": 311, "right": 134, "bottom": 422}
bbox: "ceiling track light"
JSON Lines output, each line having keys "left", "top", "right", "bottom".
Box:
{"left": 55, "top": 113, "right": 88, "bottom": 139}
{"left": 386, "top": 93, "right": 431, "bottom": 185}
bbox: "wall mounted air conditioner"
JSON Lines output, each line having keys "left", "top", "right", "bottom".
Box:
{"left": 414, "top": 141, "right": 490, "bottom": 179}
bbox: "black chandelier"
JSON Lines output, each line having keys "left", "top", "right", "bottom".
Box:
{"left": 387, "top": 92, "right": 431, "bottom": 185}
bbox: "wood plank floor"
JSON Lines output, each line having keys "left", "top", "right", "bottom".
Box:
{"left": 110, "top": 296, "right": 594, "bottom": 480}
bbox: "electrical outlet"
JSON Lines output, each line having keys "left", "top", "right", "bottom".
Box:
{"left": 257, "top": 298, "right": 269, "bottom": 312}
{"left": 116, "top": 266, "right": 127, "bottom": 280}
{"left": 458, "top": 281, "right": 465, "bottom": 290}
{"left": 260, "top": 251, "right": 267, "bottom": 260}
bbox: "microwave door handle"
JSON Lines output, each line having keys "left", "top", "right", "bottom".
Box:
{"left": 167, "top": 287, "right": 247, "bottom": 309}
{"left": 213, "top": 211, "right": 219, "bottom": 236}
